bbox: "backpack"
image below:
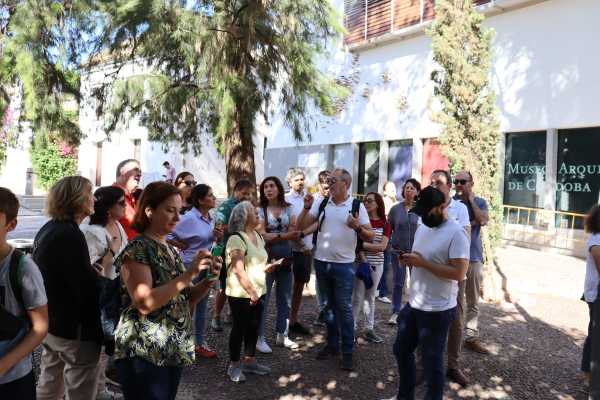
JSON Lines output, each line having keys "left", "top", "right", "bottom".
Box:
{"left": 311, "top": 196, "right": 364, "bottom": 253}
{"left": 225, "top": 232, "right": 249, "bottom": 272}
{"left": 0, "top": 250, "right": 29, "bottom": 349}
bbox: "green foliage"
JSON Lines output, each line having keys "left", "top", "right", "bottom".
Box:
{"left": 29, "top": 112, "right": 81, "bottom": 190}
{"left": 425, "top": 0, "right": 503, "bottom": 255}
{"left": 94, "top": 0, "right": 348, "bottom": 193}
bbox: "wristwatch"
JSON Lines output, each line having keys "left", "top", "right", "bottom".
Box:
{"left": 354, "top": 226, "right": 363, "bottom": 234}
{"left": 304, "top": 205, "right": 311, "bottom": 210}
{"left": 277, "top": 233, "right": 281, "bottom": 239}
{"left": 299, "top": 231, "right": 305, "bottom": 239}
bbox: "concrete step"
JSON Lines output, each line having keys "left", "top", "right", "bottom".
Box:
{"left": 17, "top": 195, "right": 46, "bottom": 211}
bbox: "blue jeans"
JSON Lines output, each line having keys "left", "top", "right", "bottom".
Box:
{"left": 258, "top": 270, "right": 293, "bottom": 336}
{"left": 391, "top": 251, "right": 407, "bottom": 315}
{"left": 115, "top": 356, "right": 183, "bottom": 400}
{"left": 184, "top": 262, "right": 209, "bottom": 346}
{"left": 314, "top": 259, "right": 355, "bottom": 354}
{"left": 378, "top": 249, "right": 391, "bottom": 298}
{"left": 393, "top": 303, "right": 457, "bottom": 400}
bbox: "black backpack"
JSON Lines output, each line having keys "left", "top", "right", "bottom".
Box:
{"left": 225, "top": 232, "right": 249, "bottom": 272}
{"left": 312, "top": 196, "right": 364, "bottom": 253}
{"left": 0, "top": 250, "right": 29, "bottom": 342}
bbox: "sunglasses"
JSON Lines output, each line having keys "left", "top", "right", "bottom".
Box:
{"left": 276, "top": 217, "right": 283, "bottom": 231}
{"left": 327, "top": 178, "right": 345, "bottom": 185}
{"left": 452, "top": 179, "right": 472, "bottom": 185}
{"left": 321, "top": 186, "right": 330, "bottom": 191}
{"left": 183, "top": 180, "right": 197, "bottom": 187}
{"left": 116, "top": 199, "right": 127, "bottom": 207}
{"left": 364, "top": 198, "right": 375, "bottom": 205}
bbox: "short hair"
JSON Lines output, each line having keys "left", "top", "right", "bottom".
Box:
{"left": 190, "top": 184, "right": 211, "bottom": 210}
{"left": 318, "top": 170, "right": 331, "bottom": 184}
{"left": 116, "top": 159, "right": 139, "bottom": 179}
{"left": 383, "top": 181, "right": 396, "bottom": 192}
{"left": 431, "top": 170, "right": 452, "bottom": 185}
{"left": 89, "top": 186, "right": 126, "bottom": 227}
{"left": 130, "top": 181, "right": 181, "bottom": 233}
{"left": 365, "top": 192, "right": 386, "bottom": 220}
{"left": 285, "top": 167, "right": 305, "bottom": 183}
{"left": 584, "top": 204, "right": 600, "bottom": 235}
{"left": 45, "top": 176, "right": 93, "bottom": 221}
{"left": 234, "top": 179, "right": 254, "bottom": 192}
{"left": 401, "top": 178, "right": 422, "bottom": 198}
{"left": 259, "top": 177, "right": 291, "bottom": 213}
{"left": 0, "top": 187, "right": 20, "bottom": 222}
{"left": 163, "top": 161, "right": 170, "bottom": 166}
{"left": 228, "top": 201, "right": 252, "bottom": 233}
{"left": 333, "top": 168, "right": 352, "bottom": 186}
{"left": 456, "top": 171, "right": 473, "bottom": 181}
{"left": 174, "top": 171, "right": 193, "bottom": 187}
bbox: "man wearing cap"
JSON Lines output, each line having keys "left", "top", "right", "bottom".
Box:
{"left": 298, "top": 168, "right": 374, "bottom": 371}
{"left": 162, "top": 161, "right": 176, "bottom": 184}
{"left": 414, "top": 169, "right": 471, "bottom": 387}
{"left": 453, "top": 171, "right": 490, "bottom": 355}
{"left": 389, "top": 186, "right": 470, "bottom": 400}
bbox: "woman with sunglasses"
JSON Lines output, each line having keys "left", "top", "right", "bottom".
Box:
{"left": 255, "top": 177, "right": 301, "bottom": 353}
{"left": 386, "top": 178, "right": 421, "bottom": 325}
{"left": 351, "top": 192, "right": 390, "bottom": 343}
{"left": 174, "top": 172, "right": 196, "bottom": 215}
{"left": 82, "top": 186, "right": 129, "bottom": 400}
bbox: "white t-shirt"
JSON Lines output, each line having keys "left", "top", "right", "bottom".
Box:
{"left": 584, "top": 233, "right": 600, "bottom": 302}
{"left": 418, "top": 197, "right": 470, "bottom": 228}
{"left": 310, "top": 196, "right": 370, "bottom": 264}
{"left": 285, "top": 191, "right": 313, "bottom": 251}
{"left": 409, "top": 219, "right": 470, "bottom": 312}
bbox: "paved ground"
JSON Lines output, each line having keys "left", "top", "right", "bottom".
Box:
{"left": 13, "top": 219, "right": 591, "bottom": 399}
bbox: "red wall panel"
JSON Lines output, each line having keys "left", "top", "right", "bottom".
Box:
{"left": 421, "top": 138, "right": 450, "bottom": 185}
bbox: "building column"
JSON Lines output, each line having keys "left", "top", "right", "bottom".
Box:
{"left": 352, "top": 142, "right": 360, "bottom": 194}
{"left": 412, "top": 137, "right": 423, "bottom": 183}
{"left": 545, "top": 128, "right": 558, "bottom": 212}
{"left": 378, "top": 140, "right": 389, "bottom": 193}
{"left": 497, "top": 132, "right": 506, "bottom": 200}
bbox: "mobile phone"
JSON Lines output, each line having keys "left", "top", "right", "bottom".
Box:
{"left": 207, "top": 246, "right": 223, "bottom": 279}
{"left": 215, "top": 221, "right": 223, "bottom": 229}
{"left": 94, "top": 248, "right": 111, "bottom": 265}
{"left": 263, "top": 258, "right": 284, "bottom": 273}
{"left": 392, "top": 245, "right": 409, "bottom": 256}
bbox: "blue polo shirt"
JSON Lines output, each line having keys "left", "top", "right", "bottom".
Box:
{"left": 453, "top": 195, "right": 488, "bottom": 263}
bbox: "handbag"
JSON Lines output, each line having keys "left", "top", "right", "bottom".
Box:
{"left": 264, "top": 210, "right": 293, "bottom": 273}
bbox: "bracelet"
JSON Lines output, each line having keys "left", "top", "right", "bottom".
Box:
{"left": 304, "top": 206, "right": 311, "bottom": 210}
{"left": 108, "top": 248, "right": 115, "bottom": 256}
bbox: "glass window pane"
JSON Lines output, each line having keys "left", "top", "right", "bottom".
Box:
{"left": 556, "top": 127, "right": 600, "bottom": 214}
{"left": 503, "top": 131, "right": 546, "bottom": 209}
{"left": 387, "top": 140, "right": 413, "bottom": 199}
{"left": 357, "top": 142, "right": 380, "bottom": 194}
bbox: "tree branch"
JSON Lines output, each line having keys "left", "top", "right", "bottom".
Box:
{"left": 127, "top": 82, "right": 211, "bottom": 113}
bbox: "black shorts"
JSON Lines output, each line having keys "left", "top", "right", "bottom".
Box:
{"left": 292, "top": 251, "right": 312, "bottom": 284}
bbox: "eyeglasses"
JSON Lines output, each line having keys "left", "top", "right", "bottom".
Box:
{"left": 364, "top": 198, "right": 375, "bottom": 205}
{"left": 116, "top": 200, "right": 127, "bottom": 207}
{"left": 327, "top": 178, "right": 346, "bottom": 185}
{"left": 183, "top": 180, "right": 197, "bottom": 187}
{"left": 452, "top": 179, "right": 472, "bottom": 185}
{"left": 276, "top": 217, "right": 283, "bottom": 231}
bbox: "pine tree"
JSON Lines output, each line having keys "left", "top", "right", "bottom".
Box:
{"left": 93, "top": 0, "right": 348, "bottom": 197}
{"left": 426, "top": 0, "right": 503, "bottom": 254}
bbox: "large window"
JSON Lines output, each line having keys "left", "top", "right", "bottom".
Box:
{"left": 357, "top": 142, "right": 380, "bottom": 194}
{"left": 503, "top": 131, "right": 546, "bottom": 209}
{"left": 556, "top": 127, "right": 600, "bottom": 214}
{"left": 387, "top": 140, "right": 413, "bottom": 199}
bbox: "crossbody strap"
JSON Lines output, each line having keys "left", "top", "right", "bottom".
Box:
{"left": 9, "top": 249, "right": 27, "bottom": 312}
{"left": 32, "top": 223, "right": 58, "bottom": 258}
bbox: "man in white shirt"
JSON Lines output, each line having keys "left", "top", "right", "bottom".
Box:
{"left": 414, "top": 169, "right": 472, "bottom": 387}
{"left": 389, "top": 186, "right": 470, "bottom": 400}
{"left": 298, "top": 168, "right": 374, "bottom": 371}
{"left": 284, "top": 167, "right": 319, "bottom": 336}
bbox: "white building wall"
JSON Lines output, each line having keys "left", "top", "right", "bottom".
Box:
{"left": 266, "top": 0, "right": 600, "bottom": 149}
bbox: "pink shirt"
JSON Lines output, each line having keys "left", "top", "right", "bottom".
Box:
{"left": 165, "top": 166, "right": 176, "bottom": 180}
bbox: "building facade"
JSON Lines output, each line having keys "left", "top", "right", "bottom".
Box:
{"left": 263, "top": 0, "right": 600, "bottom": 221}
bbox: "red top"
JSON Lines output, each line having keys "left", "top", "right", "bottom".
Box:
{"left": 370, "top": 218, "right": 391, "bottom": 238}
{"left": 112, "top": 182, "right": 138, "bottom": 241}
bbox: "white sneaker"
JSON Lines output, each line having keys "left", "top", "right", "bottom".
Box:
{"left": 256, "top": 336, "right": 272, "bottom": 353}
{"left": 96, "top": 390, "right": 124, "bottom": 399}
{"left": 276, "top": 333, "right": 299, "bottom": 349}
{"left": 388, "top": 314, "right": 398, "bottom": 325}
{"left": 381, "top": 396, "right": 397, "bottom": 400}
{"left": 378, "top": 296, "right": 391, "bottom": 304}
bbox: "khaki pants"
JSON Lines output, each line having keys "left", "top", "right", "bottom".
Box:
{"left": 415, "top": 261, "right": 483, "bottom": 370}
{"left": 36, "top": 332, "right": 102, "bottom": 400}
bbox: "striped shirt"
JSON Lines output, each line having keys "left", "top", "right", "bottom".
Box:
{"left": 355, "top": 219, "right": 391, "bottom": 265}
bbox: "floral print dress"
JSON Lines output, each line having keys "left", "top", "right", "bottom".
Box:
{"left": 113, "top": 234, "right": 195, "bottom": 367}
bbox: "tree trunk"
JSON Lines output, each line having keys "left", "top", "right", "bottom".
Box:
{"left": 224, "top": 109, "right": 258, "bottom": 204}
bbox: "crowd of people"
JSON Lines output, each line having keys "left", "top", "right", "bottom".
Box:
{"left": 0, "top": 158, "right": 598, "bottom": 400}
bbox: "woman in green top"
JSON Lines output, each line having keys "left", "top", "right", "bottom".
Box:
{"left": 225, "top": 201, "right": 277, "bottom": 382}
{"left": 113, "top": 181, "right": 221, "bottom": 400}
